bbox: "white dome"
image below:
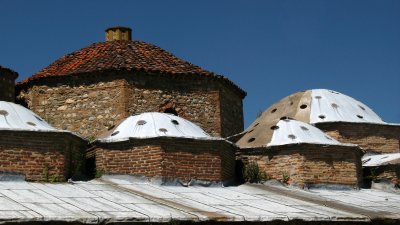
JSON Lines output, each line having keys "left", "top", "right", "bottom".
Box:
{"left": 0, "top": 101, "right": 57, "bottom": 131}
{"left": 309, "top": 89, "right": 384, "bottom": 124}
{"left": 98, "top": 112, "right": 213, "bottom": 142}
{"left": 268, "top": 119, "right": 347, "bottom": 147}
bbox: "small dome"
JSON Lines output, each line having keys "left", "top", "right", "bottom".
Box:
{"left": 0, "top": 101, "right": 56, "bottom": 131}
{"left": 237, "top": 118, "right": 348, "bottom": 148}
{"left": 98, "top": 112, "right": 212, "bottom": 142}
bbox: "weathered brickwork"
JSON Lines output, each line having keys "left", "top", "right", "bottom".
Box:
{"left": 316, "top": 122, "right": 400, "bottom": 154}
{"left": 17, "top": 71, "right": 244, "bottom": 139}
{"left": 0, "top": 66, "right": 18, "bottom": 102}
{"left": 219, "top": 86, "right": 244, "bottom": 137}
{"left": 240, "top": 144, "right": 363, "bottom": 187}
{"left": 94, "top": 137, "right": 237, "bottom": 182}
{"left": 365, "top": 165, "right": 400, "bottom": 185}
{"left": 0, "top": 131, "right": 86, "bottom": 181}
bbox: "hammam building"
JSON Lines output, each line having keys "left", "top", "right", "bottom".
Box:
{"left": 0, "top": 26, "right": 398, "bottom": 187}
{"left": 1, "top": 26, "right": 400, "bottom": 224}
{"left": 16, "top": 27, "right": 245, "bottom": 139}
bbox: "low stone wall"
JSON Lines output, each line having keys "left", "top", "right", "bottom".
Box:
{"left": 94, "top": 137, "right": 237, "bottom": 182}
{"left": 316, "top": 122, "right": 400, "bottom": 154}
{"left": 0, "top": 131, "right": 86, "bottom": 181}
{"left": 240, "top": 144, "right": 363, "bottom": 187}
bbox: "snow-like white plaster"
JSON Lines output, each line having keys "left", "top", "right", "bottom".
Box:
{"left": 99, "top": 112, "right": 215, "bottom": 142}
{"left": 362, "top": 153, "right": 400, "bottom": 167}
{"left": 268, "top": 119, "right": 347, "bottom": 146}
{"left": 310, "top": 89, "right": 385, "bottom": 124}
{"left": 0, "top": 101, "right": 56, "bottom": 131}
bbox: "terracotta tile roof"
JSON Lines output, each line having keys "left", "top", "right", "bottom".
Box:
{"left": 18, "top": 41, "right": 245, "bottom": 96}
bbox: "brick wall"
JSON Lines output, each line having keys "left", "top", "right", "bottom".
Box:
{"left": 240, "top": 144, "right": 363, "bottom": 187}
{"left": 219, "top": 85, "right": 244, "bottom": 137}
{"left": 94, "top": 137, "right": 236, "bottom": 182}
{"left": 17, "top": 70, "right": 245, "bottom": 139}
{"left": 365, "top": 165, "right": 400, "bottom": 185}
{"left": 316, "top": 122, "right": 400, "bottom": 154}
{"left": 0, "top": 68, "right": 18, "bottom": 102}
{"left": 0, "top": 131, "right": 86, "bottom": 181}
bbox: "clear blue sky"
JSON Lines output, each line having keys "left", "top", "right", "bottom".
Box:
{"left": 1, "top": 0, "right": 399, "bottom": 127}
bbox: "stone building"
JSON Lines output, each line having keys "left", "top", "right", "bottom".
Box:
{"left": 0, "top": 101, "right": 86, "bottom": 181}
{"left": 0, "top": 65, "right": 18, "bottom": 102}
{"left": 239, "top": 89, "right": 400, "bottom": 155}
{"left": 237, "top": 118, "right": 362, "bottom": 187}
{"left": 93, "top": 112, "right": 237, "bottom": 184}
{"left": 16, "top": 27, "right": 246, "bottom": 139}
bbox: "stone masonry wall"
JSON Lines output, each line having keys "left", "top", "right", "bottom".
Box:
{"left": 95, "top": 138, "right": 236, "bottom": 182}
{"left": 17, "top": 71, "right": 245, "bottom": 139}
{"left": 0, "top": 131, "right": 86, "bottom": 181}
{"left": 316, "top": 122, "right": 400, "bottom": 154}
{"left": 240, "top": 144, "right": 362, "bottom": 187}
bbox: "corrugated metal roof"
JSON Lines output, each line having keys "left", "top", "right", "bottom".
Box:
{"left": 362, "top": 153, "right": 400, "bottom": 167}
{"left": 98, "top": 112, "right": 217, "bottom": 142}
{"left": 0, "top": 101, "right": 57, "bottom": 131}
{"left": 0, "top": 176, "right": 399, "bottom": 224}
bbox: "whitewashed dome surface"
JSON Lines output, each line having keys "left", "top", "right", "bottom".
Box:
{"left": 309, "top": 89, "right": 384, "bottom": 124}
{"left": 268, "top": 119, "right": 346, "bottom": 147}
{"left": 0, "top": 101, "right": 57, "bottom": 131}
{"left": 99, "top": 112, "right": 214, "bottom": 142}
{"left": 252, "top": 89, "right": 385, "bottom": 126}
{"left": 237, "top": 118, "right": 350, "bottom": 148}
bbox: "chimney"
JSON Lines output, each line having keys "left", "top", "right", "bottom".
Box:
{"left": 0, "top": 66, "right": 18, "bottom": 102}
{"left": 105, "top": 26, "right": 132, "bottom": 41}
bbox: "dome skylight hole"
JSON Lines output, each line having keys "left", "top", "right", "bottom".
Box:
{"left": 300, "top": 104, "right": 308, "bottom": 109}
{"left": 137, "top": 120, "right": 147, "bottom": 125}
{"left": 270, "top": 125, "right": 279, "bottom": 130}
{"left": 159, "top": 128, "right": 168, "bottom": 133}
{"left": 0, "top": 110, "right": 9, "bottom": 116}
{"left": 300, "top": 126, "right": 309, "bottom": 131}
{"left": 288, "top": 134, "right": 296, "bottom": 140}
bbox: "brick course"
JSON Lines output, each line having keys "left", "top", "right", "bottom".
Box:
{"left": 316, "top": 122, "right": 400, "bottom": 154}
{"left": 94, "top": 137, "right": 236, "bottom": 182}
{"left": 0, "top": 131, "right": 86, "bottom": 181}
{"left": 240, "top": 144, "right": 363, "bottom": 187}
{"left": 17, "top": 71, "right": 244, "bottom": 139}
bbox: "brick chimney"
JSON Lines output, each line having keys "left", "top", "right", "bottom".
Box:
{"left": 105, "top": 26, "right": 132, "bottom": 41}
{"left": 0, "top": 66, "right": 18, "bottom": 102}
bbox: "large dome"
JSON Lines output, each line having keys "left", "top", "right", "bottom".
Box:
{"left": 237, "top": 89, "right": 384, "bottom": 148}
{"left": 18, "top": 40, "right": 244, "bottom": 95}
{"left": 98, "top": 112, "right": 216, "bottom": 142}
{"left": 254, "top": 89, "right": 384, "bottom": 126}
{"left": 0, "top": 101, "right": 57, "bottom": 131}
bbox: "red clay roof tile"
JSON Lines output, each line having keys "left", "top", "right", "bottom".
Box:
{"left": 18, "top": 40, "right": 245, "bottom": 96}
